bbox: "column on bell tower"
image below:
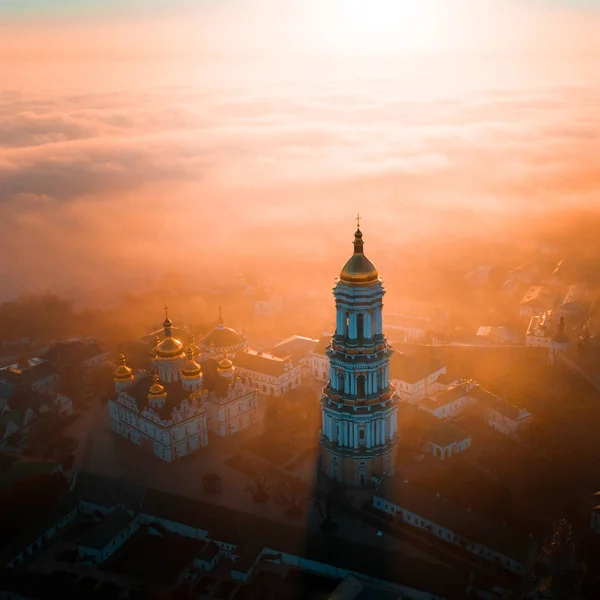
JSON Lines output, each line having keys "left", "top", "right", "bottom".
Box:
{"left": 364, "top": 310, "right": 372, "bottom": 338}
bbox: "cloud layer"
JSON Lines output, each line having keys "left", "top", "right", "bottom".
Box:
{"left": 1, "top": 75, "right": 600, "bottom": 305}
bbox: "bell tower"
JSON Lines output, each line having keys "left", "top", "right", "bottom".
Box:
{"left": 320, "top": 218, "right": 398, "bottom": 486}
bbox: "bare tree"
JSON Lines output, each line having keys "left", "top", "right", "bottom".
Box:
{"left": 313, "top": 475, "right": 345, "bottom": 533}
{"left": 274, "top": 479, "right": 309, "bottom": 518}
{"left": 246, "top": 470, "right": 270, "bottom": 504}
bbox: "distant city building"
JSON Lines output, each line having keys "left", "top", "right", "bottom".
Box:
{"left": 525, "top": 310, "right": 554, "bottom": 347}
{"left": 0, "top": 361, "right": 59, "bottom": 395}
{"left": 41, "top": 340, "right": 108, "bottom": 387}
{"left": 556, "top": 285, "right": 585, "bottom": 319}
{"left": 519, "top": 286, "right": 554, "bottom": 320}
{"left": 373, "top": 478, "right": 538, "bottom": 576}
{"left": 389, "top": 351, "right": 447, "bottom": 405}
{"left": 397, "top": 405, "right": 472, "bottom": 461}
{"left": 417, "top": 380, "right": 531, "bottom": 441}
{"left": 418, "top": 381, "right": 476, "bottom": 420}
{"left": 310, "top": 333, "right": 333, "bottom": 382}
{"left": 476, "top": 325, "right": 520, "bottom": 345}
{"left": 383, "top": 314, "right": 428, "bottom": 343}
{"left": 0, "top": 355, "right": 74, "bottom": 453}
{"left": 464, "top": 265, "right": 492, "bottom": 286}
{"left": 253, "top": 286, "right": 284, "bottom": 317}
{"left": 269, "top": 335, "right": 318, "bottom": 380}
{"left": 469, "top": 385, "right": 532, "bottom": 440}
{"left": 502, "top": 261, "right": 540, "bottom": 293}
{"left": 548, "top": 315, "right": 571, "bottom": 365}
{"left": 234, "top": 349, "right": 302, "bottom": 396}
{"left": 320, "top": 222, "right": 398, "bottom": 486}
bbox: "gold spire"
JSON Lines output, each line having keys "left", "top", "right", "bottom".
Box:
{"left": 218, "top": 306, "right": 224, "bottom": 326}
{"left": 148, "top": 373, "right": 165, "bottom": 396}
{"left": 218, "top": 351, "right": 233, "bottom": 371}
{"left": 339, "top": 219, "right": 378, "bottom": 284}
{"left": 163, "top": 304, "right": 172, "bottom": 328}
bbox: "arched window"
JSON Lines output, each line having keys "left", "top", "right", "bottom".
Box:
{"left": 345, "top": 312, "right": 350, "bottom": 336}
{"left": 356, "top": 312, "right": 364, "bottom": 340}
{"left": 357, "top": 374, "right": 366, "bottom": 397}
{"left": 337, "top": 371, "right": 345, "bottom": 391}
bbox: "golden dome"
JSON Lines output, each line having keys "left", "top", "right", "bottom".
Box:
{"left": 339, "top": 227, "right": 378, "bottom": 284}
{"left": 155, "top": 336, "right": 184, "bottom": 360}
{"left": 182, "top": 345, "right": 202, "bottom": 378}
{"left": 148, "top": 373, "right": 165, "bottom": 396}
{"left": 113, "top": 354, "right": 133, "bottom": 381}
{"left": 217, "top": 352, "right": 233, "bottom": 371}
{"left": 201, "top": 309, "right": 245, "bottom": 351}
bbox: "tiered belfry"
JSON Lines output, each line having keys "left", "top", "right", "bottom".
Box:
{"left": 320, "top": 218, "right": 399, "bottom": 486}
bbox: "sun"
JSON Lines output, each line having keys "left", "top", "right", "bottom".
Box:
{"left": 324, "top": 0, "right": 446, "bottom": 55}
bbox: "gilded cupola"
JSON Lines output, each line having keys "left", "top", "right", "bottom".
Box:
{"left": 339, "top": 216, "right": 379, "bottom": 284}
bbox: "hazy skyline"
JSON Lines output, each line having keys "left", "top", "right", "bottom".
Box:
{"left": 1, "top": 0, "right": 599, "bottom": 304}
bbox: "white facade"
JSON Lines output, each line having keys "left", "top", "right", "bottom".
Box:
{"left": 481, "top": 403, "right": 531, "bottom": 439}
{"left": 373, "top": 491, "right": 532, "bottom": 575}
{"left": 234, "top": 350, "right": 302, "bottom": 397}
{"left": 205, "top": 376, "right": 259, "bottom": 437}
{"left": 310, "top": 335, "right": 333, "bottom": 382}
{"left": 418, "top": 382, "right": 477, "bottom": 420}
{"left": 430, "top": 435, "right": 471, "bottom": 460}
{"left": 109, "top": 380, "right": 208, "bottom": 463}
{"left": 390, "top": 356, "right": 447, "bottom": 406}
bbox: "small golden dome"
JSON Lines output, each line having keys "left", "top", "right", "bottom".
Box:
{"left": 148, "top": 373, "right": 165, "bottom": 396}
{"left": 339, "top": 226, "right": 378, "bottom": 284}
{"left": 217, "top": 352, "right": 233, "bottom": 371}
{"left": 182, "top": 344, "right": 202, "bottom": 378}
{"left": 114, "top": 353, "right": 133, "bottom": 381}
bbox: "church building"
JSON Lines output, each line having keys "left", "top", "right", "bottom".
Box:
{"left": 320, "top": 220, "right": 399, "bottom": 486}
{"left": 109, "top": 308, "right": 259, "bottom": 461}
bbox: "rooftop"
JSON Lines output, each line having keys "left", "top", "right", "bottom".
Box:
{"left": 520, "top": 286, "right": 552, "bottom": 308}
{"left": 79, "top": 508, "right": 135, "bottom": 550}
{"left": 233, "top": 349, "right": 291, "bottom": 377}
{"left": 389, "top": 351, "right": 445, "bottom": 385}
{"left": 269, "top": 335, "right": 318, "bottom": 362}
{"left": 313, "top": 334, "right": 333, "bottom": 357}
{"left": 427, "top": 419, "right": 471, "bottom": 448}
{"left": 420, "top": 385, "right": 470, "bottom": 409}
{"left": 329, "top": 574, "right": 401, "bottom": 600}
{"left": 69, "top": 470, "right": 146, "bottom": 510}
{"left": 375, "top": 477, "right": 537, "bottom": 564}
{"left": 469, "top": 386, "right": 529, "bottom": 421}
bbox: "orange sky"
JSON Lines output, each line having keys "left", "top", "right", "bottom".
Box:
{"left": 0, "top": 0, "right": 599, "bottom": 304}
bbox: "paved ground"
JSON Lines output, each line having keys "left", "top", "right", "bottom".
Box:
{"left": 67, "top": 399, "right": 447, "bottom": 567}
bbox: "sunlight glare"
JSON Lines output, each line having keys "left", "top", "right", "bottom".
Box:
{"left": 325, "top": 0, "right": 447, "bottom": 55}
